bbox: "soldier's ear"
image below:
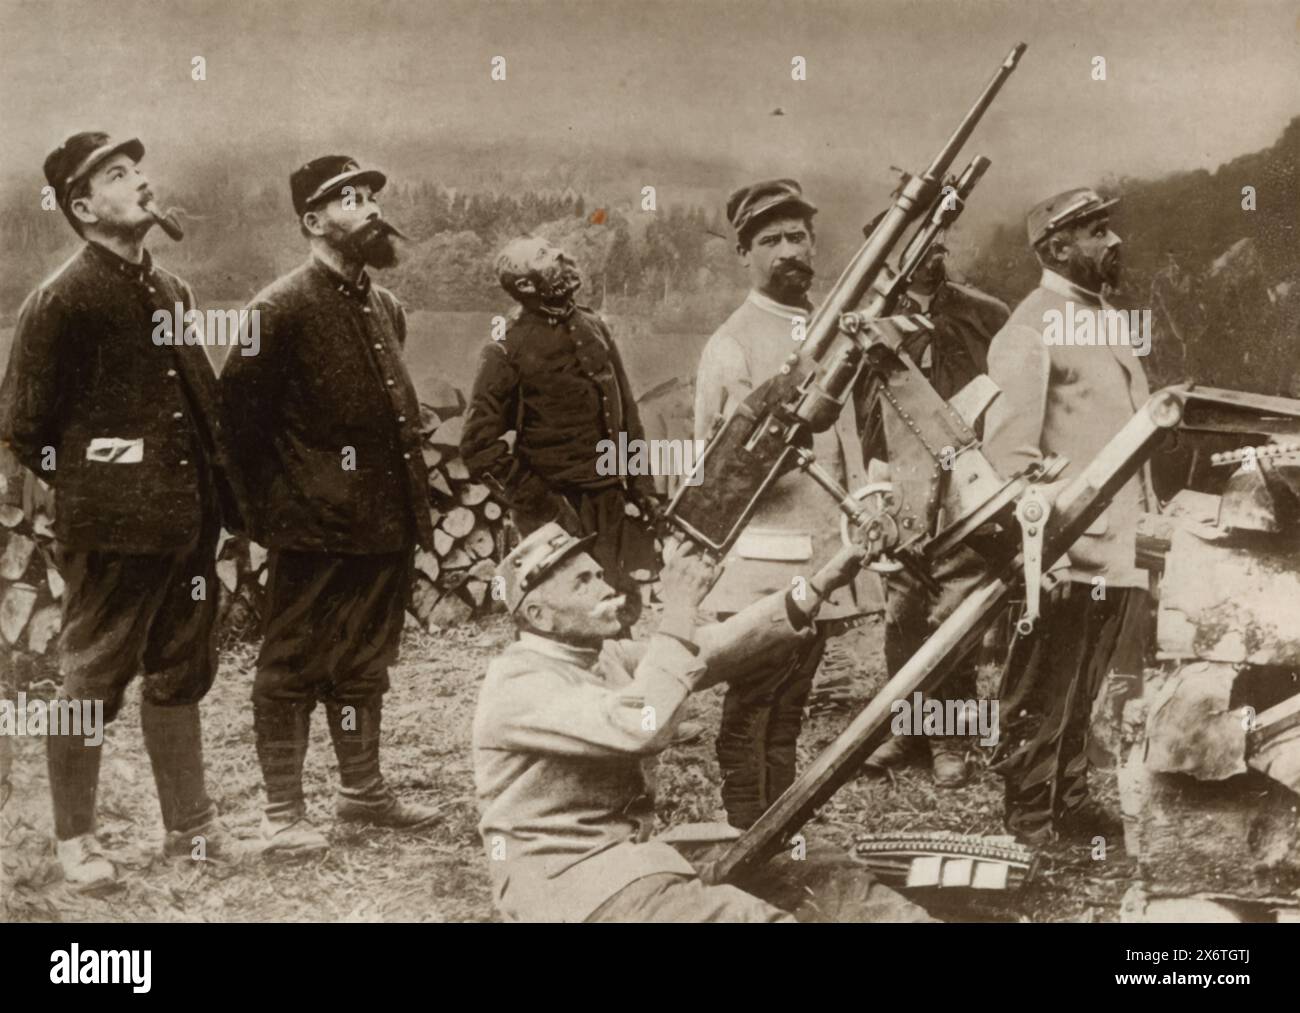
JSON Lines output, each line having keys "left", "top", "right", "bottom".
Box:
{"left": 301, "top": 210, "right": 326, "bottom": 237}
{"left": 522, "top": 599, "right": 553, "bottom": 633}
{"left": 1046, "top": 233, "right": 1071, "bottom": 265}
{"left": 69, "top": 195, "right": 97, "bottom": 228}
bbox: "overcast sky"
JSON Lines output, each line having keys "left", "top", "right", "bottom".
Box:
{"left": 3, "top": 0, "right": 1298, "bottom": 232}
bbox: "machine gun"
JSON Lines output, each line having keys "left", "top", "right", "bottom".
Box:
{"left": 664, "top": 43, "right": 1027, "bottom": 571}
{"left": 704, "top": 383, "right": 1300, "bottom": 884}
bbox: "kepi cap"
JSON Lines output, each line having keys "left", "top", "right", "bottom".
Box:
{"left": 497, "top": 521, "right": 597, "bottom": 614}
{"left": 290, "top": 155, "right": 387, "bottom": 218}
{"left": 726, "top": 178, "right": 817, "bottom": 243}
{"left": 44, "top": 133, "right": 145, "bottom": 209}
{"left": 1026, "top": 187, "right": 1118, "bottom": 247}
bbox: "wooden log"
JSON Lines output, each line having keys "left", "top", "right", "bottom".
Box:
{"left": 414, "top": 549, "right": 441, "bottom": 583}
{"left": 441, "top": 548, "right": 472, "bottom": 570}
{"left": 433, "top": 529, "right": 455, "bottom": 556}
{"left": 0, "top": 505, "right": 22, "bottom": 528}
{"left": 428, "top": 469, "right": 454, "bottom": 499}
{"left": 26, "top": 604, "right": 61, "bottom": 654}
{"left": 430, "top": 416, "right": 465, "bottom": 448}
{"left": 465, "top": 527, "right": 495, "bottom": 559}
{"left": 464, "top": 579, "right": 488, "bottom": 607}
{"left": 444, "top": 457, "right": 470, "bottom": 482}
{"left": 419, "top": 403, "right": 442, "bottom": 435}
{"left": 422, "top": 446, "right": 444, "bottom": 470}
{"left": 442, "top": 507, "right": 476, "bottom": 538}
{"left": 459, "top": 483, "right": 490, "bottom": 506}
{"left": 0, "top": 533, "right": 36, "bottom": 581}
{"left": 428, "top": 591, "right": 473, "bottom": 627}
{"left": 248, "top": 541, "right": 268, "bottom": 572}
{"left": 0, "top": 583, "right": 37, "bottom": 645}
{"left": 468, "top": 559, "right": 496, "bottom": 581}
{"left": 482, "top": 500, "right": 502, "bottom": 521}
{"left": 216, "top": 559, "right": 239, "bottom": 594}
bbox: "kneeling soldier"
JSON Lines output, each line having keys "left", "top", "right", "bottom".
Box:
{"left": 0, "top": 133, "right": 248, "bottom": 887}
{"left": 222, "top": 155, "right": 439, "bottom": 856}
{"left": 472, "top": 525, "right": 934, "bottom": 922}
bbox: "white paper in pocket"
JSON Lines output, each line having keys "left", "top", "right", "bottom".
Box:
{"left": 1084, "top": 510, "right": 1109, "bottom": 536}
{"left": 85, "top": 437, "right": 144, "bottom": 463}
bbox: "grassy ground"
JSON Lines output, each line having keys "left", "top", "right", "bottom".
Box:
{"left": 1, "top": 608, "right": 1134, "bottom": 923}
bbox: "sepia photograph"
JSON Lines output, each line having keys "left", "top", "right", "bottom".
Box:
{"left": 1, "top": 0, "right": 1298, "bottom": 977}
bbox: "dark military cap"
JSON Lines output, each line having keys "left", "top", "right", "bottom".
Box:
{"left": 290, "top": 155, "right": 387, "bottom": 217}
{"left": 726, "top": 178, "right": 817, "bottom": 243}
{"left": 44, "top": 132, "right": 145, "bottom": 208}
{"left": 1026, "top": 187, "right": 1119, "bottom": 247}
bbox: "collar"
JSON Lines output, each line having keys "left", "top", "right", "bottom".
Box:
{"left": 1040, "top": 268, "right": 1102, "bottom": 307}
{"left": 311, "top": 253, "right": 372, "bottom": 302}
{"left": 523, "top": 300, "right": 577, "bottom": 326}
{"left": 515, "top": 630, "right": 602, "bottom": 669}
{"left": 86, "top": 240, "right": 155, "bottom": 285}
{"left": 746, "top": 288, "right": 810, "bottom": 321}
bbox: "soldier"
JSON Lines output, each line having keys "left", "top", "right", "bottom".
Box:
{"left": 472, "top": 521, "right": 934, "bottom": 923}
{"left": 221, "top": 155, "right": 440, "bottom": 857}
{"left": 460, "top": 237, "right": 659, "bottom": 626}
{"left": 982, "top": 188, "right": 1155, "bottom": 843}
{"left": 694, "top": 179, "right": 881, "bottom": 829}
{"left": 860, "top": 240, "right": 1011, "bottom": 787}
{"left": 0, "top": 133, "right": 247, "bottom": 888}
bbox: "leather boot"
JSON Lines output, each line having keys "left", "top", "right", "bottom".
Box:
{"left": 928, "top": 736, "right": 971, "bottom": 788}
{"left": 141, "top": 701, "right": 245, "bottom": 862}
{"left": 326, "top": 698, "right": 440, "bottom": 828}
{"left": 47, "top": 729, "right": 115, "bottom": 889}
{"left": 254, "top": 699, "right": 328, "bottom": 857}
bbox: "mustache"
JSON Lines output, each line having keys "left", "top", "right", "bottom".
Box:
{"left": 774, "top": 260, "right": 814, "bottom": 280}
{"left": 590, "top": 595, "right": 627, "bottom": 619}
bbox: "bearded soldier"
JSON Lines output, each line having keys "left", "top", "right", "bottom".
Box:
{"left": 983, "top": 188, "right": 1155, "bottom": 843}
{"left": 0, "top": 133, "right": 247, "bottom": 887}
{"left": 694, "top": 179, "right": 880, "bottom": 829}
{"left": 461, "top": 237, "right": 659, "bottom": 626}
{"left": 221, "top": 155, "right": 439, "bottom": 857}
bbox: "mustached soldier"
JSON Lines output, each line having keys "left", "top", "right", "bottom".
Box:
{"left": 983, "top": 188, "right": 1154, "bottom": 843}
{"left": 694, "top": 180, "right": 880, "bottom": 829}
{"left": 0, "top": 133, "right": 248, "bottom": 888}
{"left": 473, "top": 522, "right": 933, "bottom": 923}
{"left": 461, "top": 237, "right": 659, "bottom": 625}
{"left": 221, "top": 156, "right": 440, "bottom": 857}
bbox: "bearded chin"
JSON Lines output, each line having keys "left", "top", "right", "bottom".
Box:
{"left": 332, "top": 226, "right": 400, "bottom": 269}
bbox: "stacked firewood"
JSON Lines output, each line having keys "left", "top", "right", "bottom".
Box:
{"left": 215, "top": 380, "right": 511, "bottom": 634}
{"left": 2, "top": 381, "right": 513, "bottom": 656}
{"left": 0, "top": 450, "right": 61, "bottom": 683}
{"left": 407, "top": 383, "right": 513, "bottom": 629}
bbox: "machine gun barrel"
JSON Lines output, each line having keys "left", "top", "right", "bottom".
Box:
{"left": 801, "top": 42, "right": 1026, "bottom": 365}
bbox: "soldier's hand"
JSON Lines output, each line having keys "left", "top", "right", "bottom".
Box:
{"left": 659, "top": 541, "right": 718, "bottom": 610}
{"left": 811, "top": 544, "right": 869, "bottom": 594}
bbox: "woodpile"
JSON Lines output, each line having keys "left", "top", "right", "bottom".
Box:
{"left": 2, "top": 381, "right": 514, "bottom": 660}
{"left": 0, "top": 449, "right": 60, "bottom": 684}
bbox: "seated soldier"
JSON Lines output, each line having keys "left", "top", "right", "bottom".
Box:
{"left": 471, "top": 522, "right": 936, "bottom": 923}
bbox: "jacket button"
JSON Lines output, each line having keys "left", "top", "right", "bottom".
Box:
{"left": 397, "top": 415, "right": 406, "bottom": 423}
{"left": 403, "top": 452, "right": 411, "bottom": 460}
{"left": 179, "top": 459, "right": 189, "bottom": 466}
{"left": 363, "top": 307, "right": 372, "bottom": 314}
{"left": 373, "top": 343, "right": 382, "bottom": 350}
{"left": 172, "top": 411, "right": 183, "bottom": 420}
{"left": 166, "top": 368, "right": 177, "bottom": 377}
{"left": 386, "top": 379, "right": 395, "bottom": 387}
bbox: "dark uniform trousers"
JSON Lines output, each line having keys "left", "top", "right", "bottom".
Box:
{"left": 222, "top": 258, "right": 432, "bottom": 820}
{"left": 0, "top": 242, "right": 246, "bottom": 844}
{"left": 715, "top": 625, "right": 827, "bottom": 830}
{"left": 461, "top": 304, "right": 659, "bottom": 623}
{"left": 991, "top": 583, "right": 1149, "bottom": 837}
